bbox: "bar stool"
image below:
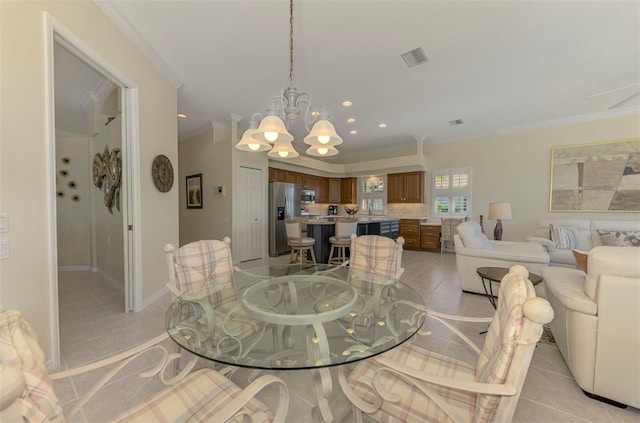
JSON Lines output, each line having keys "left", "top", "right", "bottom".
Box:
{"left": 285, "top": 222, "right": 317, "bottom": 265}
{"left": 328, "top": 221, "right": 358, "bottom": 265}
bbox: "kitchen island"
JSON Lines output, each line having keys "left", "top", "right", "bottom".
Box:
{"left": 306, "top": 217, "right": 400, "bottom": 263}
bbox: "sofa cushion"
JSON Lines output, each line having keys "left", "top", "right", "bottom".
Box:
{"left": 457, "top": 221, "right": 492, "bottom": 249}
{"left": 550, "top": 224, "right": 580, "bottom": 249}
{"left": 541, "top": 267, "right": 597, "bottom": 315}
{"left": 548, "top": 249, "right": 577, "bottom": 266}
{"left": 596, "top": 230, "right": 640, "bottom": 247}
{"left": 591, "top": 220, "right": 640, "bottom": 247}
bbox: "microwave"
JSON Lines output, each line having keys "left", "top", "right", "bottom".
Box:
{"left": 300, "top": 189, "right": 315, "bottom": 204}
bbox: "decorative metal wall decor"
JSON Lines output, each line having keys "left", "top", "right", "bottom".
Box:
{"left": 93, "top": 145, "right": 122, "bottom": 214}
{"left": 550, "top": 138, "right": 640, "bottom": 212}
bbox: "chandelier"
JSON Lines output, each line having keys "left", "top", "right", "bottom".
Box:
{"left": 235, "top": 0, "right": 342, "bottom": 158}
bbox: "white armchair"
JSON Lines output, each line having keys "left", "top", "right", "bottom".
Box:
{"left": 0, "top": 306, "right": 289, "bottom": 422}
{"left": 454, "top": 221, "right": 550, "bottom": 296}
{"left": 542, "top": 246, "right": 640, "bottom": 408}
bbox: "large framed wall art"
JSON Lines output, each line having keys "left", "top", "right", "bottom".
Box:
{"left": 550, "top": 139, "right": 640, "bottom": 212}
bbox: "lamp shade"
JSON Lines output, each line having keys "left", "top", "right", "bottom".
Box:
{"left": 303, "top": 118, "right": 343, "bottom": 146}
{"left": 306, "top": 144, "right": 339, "bottom": 157}
{"left": 267, "top": 140, "right": 299, "bottom": 158}
{"left": 488, "top": 202, "right": 512, "bottom": 220}
{"left": 235, "top": 125, "right": 272, "bottom": 152}
{"left": 252, "top": 114, "right": 294, "bottom": 144}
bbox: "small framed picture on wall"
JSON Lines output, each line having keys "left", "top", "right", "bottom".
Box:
{"left": 186, "top": 174, "right": 203, "bottom": 209}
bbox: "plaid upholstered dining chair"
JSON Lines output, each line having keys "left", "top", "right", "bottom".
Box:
{"left": 164, "top": 238, "right": 269, "bottom": 373}
{"left": 316, "top": 235, "right": 406, "bottom": 331}
{"left": 0, "top": 306, "right": 289, "bottom": 422}
{"left": 340, "top": 265, "right": 554, "bottom": 423}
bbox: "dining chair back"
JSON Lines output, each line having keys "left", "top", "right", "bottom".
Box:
{"left": 165, "top": 237, "right": 234, "bottom": 296}
{"left": 348, "top": 234, "right": 405, "bottom": 284}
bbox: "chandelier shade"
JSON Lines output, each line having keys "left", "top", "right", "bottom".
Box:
{"left": 306, "top": 144, "right": 339, "bottom": 157}
{"left": 235, "top": 118, "right": 272, "bottom": 152}
{"left": 303, "top": 115, "right": 343, "bottom": 146}
{"left": 252, "top": 114, "right": 294, "bottom": 144}
{"left": 268, "top": 140, "right": 299, "bottom": 158}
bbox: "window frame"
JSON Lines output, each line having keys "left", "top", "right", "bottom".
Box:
{"left": 431, "top": 167, "right": 472, "bottom": 218}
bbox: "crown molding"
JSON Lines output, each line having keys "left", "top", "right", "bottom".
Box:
{"left": 95, "top": 1, "right": 183, "bottom": 88}
{"left": 498, "top": 106, "right": 640, "bottom": 135}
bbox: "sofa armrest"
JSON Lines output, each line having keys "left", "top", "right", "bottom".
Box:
{"left": 526, "top": 236, "right": 556, "bottom": 252}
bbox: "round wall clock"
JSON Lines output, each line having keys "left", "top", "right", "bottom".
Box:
{"left": 151, "top": 154, "right": 174, "bottom": 193}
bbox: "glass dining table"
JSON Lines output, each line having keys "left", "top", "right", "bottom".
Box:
{"left": 165, "top": 263, "right": 426, "bottom": 422}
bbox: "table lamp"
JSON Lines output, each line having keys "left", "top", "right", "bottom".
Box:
{"left": 488, "top": 202, "right": 512, "bottom": 241}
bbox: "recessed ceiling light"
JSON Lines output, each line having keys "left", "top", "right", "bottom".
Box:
{"left": 347, "top": 118, "right": 356, "bottom": 123}
{"left": 378, "top": 123, "right": 387, "bottom": 128}
{"left": 350, "top": 130, "right": 357, "bottom": 134}
{"left": 342, "top": 101, "right": 352, "bottom": 107}
{"left": 177, "top": 113, "right": 187, "bottom": 119}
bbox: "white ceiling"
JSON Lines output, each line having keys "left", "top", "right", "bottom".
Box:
{"left": 57, "top": 1, "right": 640, "bottom": 163}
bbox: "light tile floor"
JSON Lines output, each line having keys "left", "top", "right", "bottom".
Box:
{"left": 55, "top": 251, "right": 640, "bottom": 422}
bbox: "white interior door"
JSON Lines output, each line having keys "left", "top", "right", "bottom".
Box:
{"left": 238, "top": 167, "right": 263, "bottom": 262}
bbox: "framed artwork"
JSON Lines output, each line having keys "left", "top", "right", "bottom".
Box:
{"left": 186, "top": 174, "right": 203, "bottom": 209}
{"left": 550, "top": 138, "right": 640, "bottom": 212}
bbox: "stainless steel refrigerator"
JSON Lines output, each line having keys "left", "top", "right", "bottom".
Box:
{"left": 269, "top": 182, "right": 301, "bottom": 256}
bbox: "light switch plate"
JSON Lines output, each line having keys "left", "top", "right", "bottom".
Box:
{"left": 0, "top": 239, "right": 9, "bottom": 259}
{"left": 0, "top": 213, "right": 7, "bottom": 233}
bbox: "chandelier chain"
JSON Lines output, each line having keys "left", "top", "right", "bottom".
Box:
{"left": 289, "top": 0, "right": 294, "bottom": 85}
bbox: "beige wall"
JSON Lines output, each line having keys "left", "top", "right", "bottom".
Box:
{"left": 179, "top": 126, "right": 233, "bottom": 245}
{"left": 55, "top": 136, "right": 92, "bottom": 268}
{"left": 423, "top": 114, "right": 640, "bottom": 241}
{"left": 0, "top": 0, "right": 178, "bottom": 360}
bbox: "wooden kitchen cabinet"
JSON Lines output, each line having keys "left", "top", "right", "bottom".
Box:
{"left": 304, "top": 174, "right": 315, "bottom": 190}
{"left": 387, "top": 171, "right": 424, "bottom": 203}
{"left": 269, "top": 167, "right": 286, "bottom": 182}
{"left": 285, "top": 171, "right": 298, "bottom": 184}
{"left": 400, "top": 219, "right": 421, "bottom": 251}
{"left": 316, "top": 176, "right": 329, "bottom": 203}
{"left": 295, "top": 172, "right": 306, "bottom": 187}
{"left": 420, "top": 225, "right": 441, "bottom": 252}
{"left": 340, "top": 177, "right": 357, "bottom": 204}
{"left": 328, "top": 178, "right": 341, "bottom": 203}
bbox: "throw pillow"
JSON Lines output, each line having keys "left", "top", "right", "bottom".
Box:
{"left": 572, "top": 249, "right": 588, "bottom": 272}
{"left": 596, "top": 230, "right": 640, "bottom": 247}
{"left": 550, "top": 224, "right": 580, "bottom": 250}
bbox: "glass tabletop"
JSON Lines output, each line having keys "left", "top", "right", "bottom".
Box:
{"left": 165, "top": 263, "right": 426, "bottom": 370}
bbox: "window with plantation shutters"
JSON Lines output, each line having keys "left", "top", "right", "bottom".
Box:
{"left": 432, "top": 168, "right": 472, "bottom": 218}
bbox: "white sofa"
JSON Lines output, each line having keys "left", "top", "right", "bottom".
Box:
{"left": 453, "top": 221, "right": 550, "bottom": 296}
{"left": 528, "top": 219, "right": 640, "bottom": 268}
{"left": 541, "top": 246, "right": 640, "bottom": 408}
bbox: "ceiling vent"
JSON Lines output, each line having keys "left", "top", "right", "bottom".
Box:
{"left": 449, "top": 119, "right": 464, "bottom": 126}
{"left": 401, "top": 47, "right": 428, "bottom": 68}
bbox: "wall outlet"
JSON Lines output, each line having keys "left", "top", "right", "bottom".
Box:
{"left": 215, "top": 186, "right": 225, "bottom": 197}
{"left": 0, "top": 239, "right": 10, "bottom": 260}
{"left": 0, "top": 213, "right": 7, "bottom": 233}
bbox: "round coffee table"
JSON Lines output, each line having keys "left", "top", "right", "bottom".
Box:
{"left": 476, "top": 266, "right": 542, "bottom": 309}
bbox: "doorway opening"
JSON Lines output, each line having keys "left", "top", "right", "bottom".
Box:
{"left": 46, "top": 16, "right": 140, "bottom": 368}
